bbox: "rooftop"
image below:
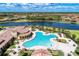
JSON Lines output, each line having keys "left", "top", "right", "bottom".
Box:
{"left": 0, "top": 30, "right": 13, "bottom": 48}
{"left": 0, "top": 26, "right": 30, "bottom": 48}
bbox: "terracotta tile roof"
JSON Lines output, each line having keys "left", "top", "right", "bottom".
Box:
{"left": 0, "top": 30, "right": 13, "bottom": 48}
{"left": 19, "top": 31, "right": 32, "bottom": 37}
{"left": 0, "top": 26, "right": 31, "bottom": 47}
{"left": 6, "top": 26, "right": 29, "bottom": 33}
{"left": 0, "top": 26, "right": 31, "bottom": 48}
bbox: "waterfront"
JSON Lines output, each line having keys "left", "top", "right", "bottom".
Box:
{"left": 0, "top": 22, "right": 79, "bottom": 30}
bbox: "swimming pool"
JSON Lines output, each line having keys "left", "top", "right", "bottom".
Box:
{"left": 23, "top": 31, "right": 57, "bottom": 48}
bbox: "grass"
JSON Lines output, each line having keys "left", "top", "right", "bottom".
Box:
{"left": 69, "top": 30, "right": 79, "bottom": 39}
{"left": 9, "top": 45, "right": 16, "bottom": 49}
{"left": 48, "top": 49, "right": 64, "bottom": 56}
{"left": 0, "top": 26, "right": 6, "bottom": 28}
{"left": 4, "top": 50, "right": 11, "bottom": 56}
{"left": 0, "top": 22, "right": 6, "bottom": 23}
{"left": 18, "top": 50, "right": 34, "bottom": 56}
{"left": 72, "top": 52, "right": 79, "bottom": 56}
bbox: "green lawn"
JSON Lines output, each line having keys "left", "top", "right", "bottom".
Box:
{"left": 10, "top": 45, "right": 16, "bottom": 48}
{"left": 48, "top": 49, "right": 64, "bottom": 56}
{"left": 69, "top": 30, "right": 79, "bottom": 39}
{"left": 72, "top": 52, "right": 79, "bottom": 56}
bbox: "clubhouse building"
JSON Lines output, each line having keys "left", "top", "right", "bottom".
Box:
{"left": 0, "top": 26, "right": 33, "bottom": 55}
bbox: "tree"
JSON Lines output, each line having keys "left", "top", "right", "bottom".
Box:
{"left": 18, "top": 50, "right": 27, "bottom": 56}
{"left": 72, "top": 34, "right": 76, "bottom": 40}
{"left": 71, "top": 20, "right": 77, "bottom": 24}
{"left": 48, "top": 49, "right": 64, "bottom": 56}
{"left": 75, "top": 38, "right": 79, "bottom": 44}
{"left": 18, "top": 50, "right": 33, "bottom": 56}
{"left": 53, "top": 28, "right": 56, "bottom": 32}
{"left": 52, "top": 15, "right": 61, "bottom": 22}
{"left": 75, "top": 47, "right": 79, "bottom": 55}
{"left": 62, "top": 30, "right": 71, "bottom": 38}
{"left": 52, "top": 50, "right": 64, "bottom": 56}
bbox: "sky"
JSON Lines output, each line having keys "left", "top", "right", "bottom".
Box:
{"left": 0, "top": 3, "right": 79, "bottom": 12}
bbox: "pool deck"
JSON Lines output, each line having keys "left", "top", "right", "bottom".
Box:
{"left": 31, "top": 49, "right": 52, "bottom": 56}
{"left": 14, "top": 29, "right": 77, "bottom": 56}
{"left": 20, "top": 30, "right": 57, "bottom": 49}
{"left": 51, "top": 38, "right": 77, "bottom": 56}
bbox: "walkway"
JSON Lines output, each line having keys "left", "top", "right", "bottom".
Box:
{"left": 31, "top": 49, "right": 52, "bottom": 56}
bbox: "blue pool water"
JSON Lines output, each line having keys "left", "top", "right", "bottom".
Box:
{"left": 23, "top": 31, "right": 57, "bottom": 48}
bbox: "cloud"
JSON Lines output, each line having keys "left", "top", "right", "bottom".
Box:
{"left": 0, "top": 3, "right": 79, "bottom": 12}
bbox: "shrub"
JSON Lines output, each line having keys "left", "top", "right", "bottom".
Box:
{"left": 75, "top": 47, "right": 79, "bottom": 55}
{"left": 18, "top": 50, "right": 33, "bottom": 56}
{"left": 58, "top": 39, "right": 67, "bottom": 43}
{"left": 52, "top": 50, "right": 64, "bottom": 56}
{"left": 48, "top": 49, "right": 64, "bottom": 56}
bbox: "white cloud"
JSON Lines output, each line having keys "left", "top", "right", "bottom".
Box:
{"left": 0, "top": 3, "right": 78, "bottom": 11}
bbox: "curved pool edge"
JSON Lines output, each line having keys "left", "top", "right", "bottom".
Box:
{"left": 22, "top": 30, "right": 58, "bottom": 50}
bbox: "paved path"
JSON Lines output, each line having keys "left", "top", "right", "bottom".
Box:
{"left": 52, "top": 38, "right": 77, "bottom": 56}
{"left": 31, "top": 49, "right": 52, "bottom": 56}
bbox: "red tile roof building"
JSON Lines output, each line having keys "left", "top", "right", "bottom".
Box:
{"left": 0, "top": 26, "right": 33, "bottom": 55}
